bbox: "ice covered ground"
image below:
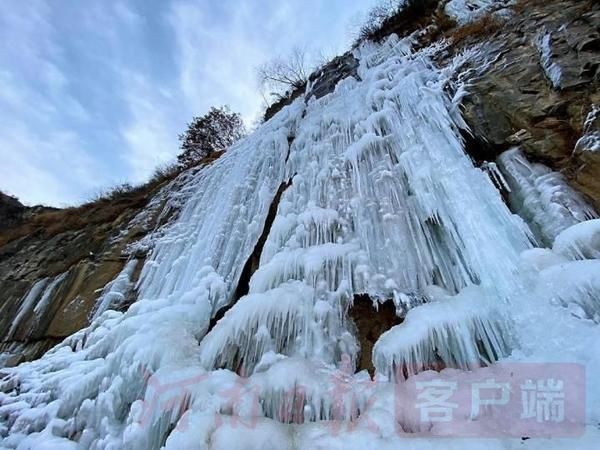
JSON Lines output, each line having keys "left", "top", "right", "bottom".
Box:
{"left": 1, "top": 31, "right": 600, "bottom": 450}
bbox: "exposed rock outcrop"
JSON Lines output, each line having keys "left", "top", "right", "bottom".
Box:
{"left": 0, "top": 163, "right": 213, "bottom": 366}
{"left": 0, "top": 193, "right": 26, "bottom": 231}
{"left": 455, "top": 0, "right": 600, "bottom": 207}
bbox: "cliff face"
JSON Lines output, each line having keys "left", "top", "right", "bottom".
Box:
{"left": 0, "top": 169, "right": 201, "bottom": 365}
{"left": 0, "top": 1, "right": 599, "bottom": 448}
{"left": 0, "top": 0, "right": 597, "bottom": 370}
{"left": 457, "top": 0, "right": 600, "bottom": 209}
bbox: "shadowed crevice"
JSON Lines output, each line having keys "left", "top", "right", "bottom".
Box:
{"left": 349, "top": 294, "right": 403, "bottom": 376}
{"left": 208, "top": 179, "right": 292, "bottom": 332}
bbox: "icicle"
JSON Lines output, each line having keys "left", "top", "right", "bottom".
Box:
{"left": 249, "top": 243, "right": 360, "bottom": 294}
{"left": 199, "top": 282, "right": 314, "bottom": 375}
{"left": 536, "top": 31, "right": 563, "bottom": 90}
{"left": 90, "top": 260, "right": 139, "bottom": 321}
{"left": 248, "top": 358, "right": 371, "bottom": 423}
{"left": 0, "top": 31, "right": 562, "bottom": 448}
{"left": 575, "top": 105, "right": 600, "bottom": 154}
{"left": 6, "top": 278, "right": 50, "bottom": 339}
{"left": 7, "top": 272, "right": 68, "bottom": 339}
{"left": 481, "top": 161, "right": 511, "bottom": 192}
{"left": 373, "top": 286, "right": 512, "bottom": 380}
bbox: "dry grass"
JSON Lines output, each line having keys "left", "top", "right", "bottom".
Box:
{"left": 0, "top": 186, "right": 151, "bottom": 248}
{"left": 446, "top": 14, "right": 504, "bottom": 46}
{"left": 0, "top": 152, "right": 224, "bottom": 248}
{"left": 512, "top": 0, "right": 550, "bottom": 15}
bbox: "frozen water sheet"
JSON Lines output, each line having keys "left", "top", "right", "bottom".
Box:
{"left": 0, "top": 100, "right": 305, "bottom": 449}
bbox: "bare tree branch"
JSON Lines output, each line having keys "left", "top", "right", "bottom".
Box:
{"left": 256, "top": 47, "right": 312, "bottom": 104}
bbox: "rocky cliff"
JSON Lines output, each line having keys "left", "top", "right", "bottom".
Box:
{"left": 1, "top": 1, "right": 600, "bottom": 448}
{"left": 0, "top": 0, "right": 598, "bottom": 367}
{"left": 0, "top": 162, "right": 217, "bottom": 365}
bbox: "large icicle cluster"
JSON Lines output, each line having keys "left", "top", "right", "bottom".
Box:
{"left": 198, "top": 34, "right": 532, "bottom": 388}
{"left": 2, "top": 28, "right": 600, "bottom": 450}
{"left": 373, "top": 286, "right": 512, "bottom": 380}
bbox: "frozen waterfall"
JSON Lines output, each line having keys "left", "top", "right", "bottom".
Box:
{"left": 2, "top": 32, "right": 600, "bottom": 450}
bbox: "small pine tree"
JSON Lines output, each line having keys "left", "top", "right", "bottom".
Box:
{"left": 178, "top": 106, "right": 246, "bottom": 167}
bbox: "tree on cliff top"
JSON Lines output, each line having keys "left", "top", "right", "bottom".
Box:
{"left": 178, "top": 106, "right": 246, "bottom": 167}
{"left": 256, "top": 47, "right": 311, "bottom": 104}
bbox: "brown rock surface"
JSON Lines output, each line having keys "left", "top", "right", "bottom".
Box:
{"left": 0, "top": 169, "right": 193, "bottom": 366}
{"left": 456, "top": 0, "right": 599, "bottom": 208}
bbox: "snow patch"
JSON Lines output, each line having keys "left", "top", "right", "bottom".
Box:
{"left": 553, "top": 219, "right": 600, "bottom": 260}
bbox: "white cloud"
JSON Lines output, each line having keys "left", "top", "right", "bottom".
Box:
{"left": 169, "top": 1, "right": 267, "bottom": 124}
{"left": 168, "top": 0, "right": 381, "bottom": 125}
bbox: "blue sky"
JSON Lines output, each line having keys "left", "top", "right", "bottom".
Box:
{"left": 0, "top": 0, "right": 377, "bottom": 207}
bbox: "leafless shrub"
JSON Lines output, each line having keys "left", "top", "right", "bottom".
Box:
{"left": 256, "top": 47, "right": 312, "bottom": 105}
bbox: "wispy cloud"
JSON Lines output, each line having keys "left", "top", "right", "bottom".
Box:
{"left": 119, "top": 69, "right": 181, "bottom": 182}
{"left": 0, "top": 0, "right": 379, "bottom": 206}
{"left": 0, "top": 1, "right": 100, "bottom": 206}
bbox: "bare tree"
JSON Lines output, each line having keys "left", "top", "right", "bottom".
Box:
{"left": 256, "top": 47, "right": 311, "bottom": 103}
{"left": 355, "top": 0, "right": 408, "bottom": 42}
{"left": 178, "top": 106, "right": 246, "bottom": 168}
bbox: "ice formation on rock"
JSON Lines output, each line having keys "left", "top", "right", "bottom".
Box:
{"left": 553, "top": 219, "right": 600, "bottom": 261}
{"left": 7, "top": 272, "right": 68, "bottom": 340}
{"left": 445, "top": 0, "right": 512, "bottom": 25}
{"left": 0, "top": 98, "right": 304, "bottom": 449}
{"left": 537, "top": 260, "right": 600, "bottom": 322}
{"left": 497, "top": 148, "right": 596, "bottom": 245}
{"left": 90, "top": 260, "right": 139, "bottom": 321}
{"left": 536, "top": 31, "right": 563, "bottom": 90}
{"left": 1, "top": 29, "right": 599, "bottom": 450}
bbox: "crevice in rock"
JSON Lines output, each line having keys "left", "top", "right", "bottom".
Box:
{"left": 208, "top": 133, "right": 297, "bottom": 333}
{"left": 0, "top": 336, "right": 65, "bottom": 345}
{"left": 348, "top": 294, "right": 403, "bottom": 376}
{"left": 462, "top": 129, "right": 509, "bottom": 167}
{"left": 208, "top": 178, "right": 292, "bottom": 332}
{"left": 234, "top": 180, "right": 291, "bottom": 301}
